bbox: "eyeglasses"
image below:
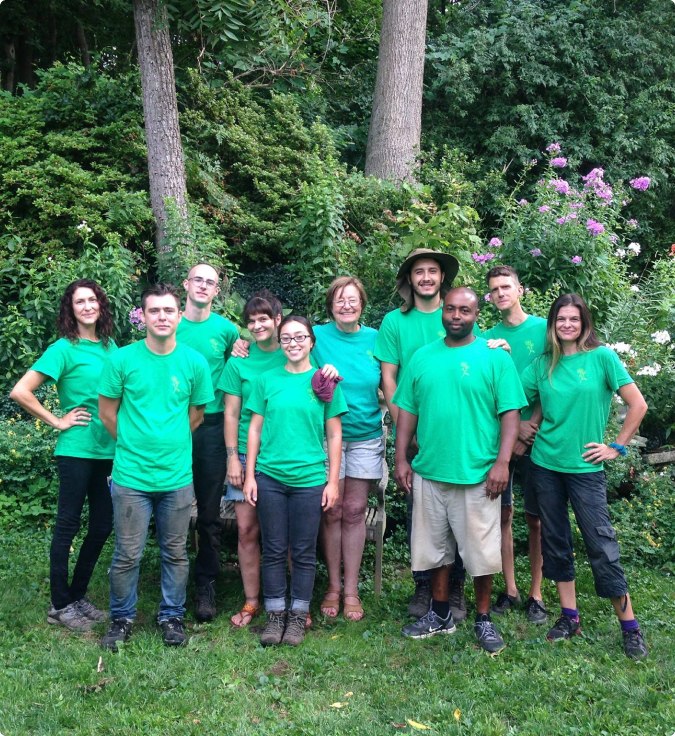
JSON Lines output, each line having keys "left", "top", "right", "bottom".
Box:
{"left": 280, "top": 334, "right": 310, "bottom": 345}
{"left": 188, "top": 276, "right": 218, "bottom": 288}
{"left": 334, "top": 298, "right": 361, "bottom": 308}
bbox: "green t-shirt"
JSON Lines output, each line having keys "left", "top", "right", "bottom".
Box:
{"left": 217, "top": 343, "right": 287, "bottom": 453}
{"left": 176, "top": 313, "right": 239, "bottom": 414}
{"left": 98, "top": 340, "right": 214, "bottom": 492}
{"left": 482, "top": 315, "right": 547, "bottom": 421}
{"left": 246, "top": 366, "right": 348, "bottom": 487}
{"left": 312, "top": 322, "right": 382, "bottom": 442}
{"left": 31, "top": 337, "right": 118, "bottom": 459}
{"left": 393, "top": 337, "right": 527, "bottom": 485}
{"left": 520, "top": 346, "right": 634, "bottom": 474}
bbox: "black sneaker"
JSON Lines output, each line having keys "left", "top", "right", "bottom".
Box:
{"left": 159, "top": 617, "right": 188, "bottom": 647}
{"left": 75, "top": 597, "right": 109, "bottom": 623}
{"left": 101, "top": 617, "right": 133, "bottom": 651}
{"left": 547, "top": 614, "right": 581, "bottom": 641}
{"left": 195, "top": 581, "right": 216, "bottom": 622}
{"left": 402, "top": 609, "right": 456, "bottom": 639}
{"left": 525, "top": 597, "right": 548, "bottom": 625}
{"left": 491, "top": 591, "right": 522, "bottom": 615}
{"left": 623, "top": 629, "right": 648, "bottom": 659}
{"left": 282, "top": 611, "right": 307, "bottom": 647}
{"left": 474, "top": 614, "right": 505, "bottom": 653}
{"left": 407, "top": 579, "right": 432, "bottom": 619}
{"left": 261, "top": 610, "right": 287, "bottom": 647}
{"left": 448, "top": 579, "right": 467, "bottom": 622}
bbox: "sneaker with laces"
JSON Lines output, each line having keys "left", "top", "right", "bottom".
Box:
{"left": 100, "top": 617, "right": 133, "bottom": 651}
{"left": 491, "top": 591, "right": 522, "bottom": 615}
{"left": 407, "top": 579, "right": 432, "bottom": 619}
{"left": 525, "top": 597, "right": 548, "bottom": 624}
{"left": 159, "top": 617, "right": 188, "bottom": 647}
{"left": 623, "top": 629, "right": 648, "bottom": 659}
{"left": 260, "top": 610, "right": 287, "bottom": 647}
{"left": 75, "top": 597, "right": 109, "bottom": 622}
{"left": 47, "top": 602, "right": 95, "bottom": 632}
{"left": 402, "top": 609, "right": 456, "bottom": 639}
{"left": 195, "top": 581, "right": 216, "bottom": 622}
{"left": 474, "top": 614, "right": 505, "bottom": 653}
{"left": 282, "top": 610, "right": 307, "bottom": 646}
{"left": 448, "top": 579, "right": 467, "bottom": 622}
{"left": 546, "top": 614, "right": 581, "bottom": 641}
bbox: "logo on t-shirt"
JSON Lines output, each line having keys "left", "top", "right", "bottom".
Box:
{"left": 525, "top": 340, "right": 535, "bottom": 355}
{"left": 577, "top": 368, "right": 587, "bottom": 383}
{"left": 210, "top": 338, "right": 221, "bottom": 356}
{"left": 460, "top": 362, "right": 470, "bottom": 377}
{"left": 437, "top": 330, "right": 445, "bottom": 338}
{"left": 366, "top": 349, "right": 378, "bottom": 367}
{"left": 172, "top": 376, "right": 181, "bottom": 393}
{"left": 307, "top": 387, "right": 317, "bottom": 403}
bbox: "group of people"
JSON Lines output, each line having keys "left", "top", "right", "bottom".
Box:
{"left": 10, "top": 248, "right": 649, "bottom": 659}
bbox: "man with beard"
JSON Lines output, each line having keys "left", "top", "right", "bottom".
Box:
{"left": 393, "top": 288, "right": 526, "bottom": 653}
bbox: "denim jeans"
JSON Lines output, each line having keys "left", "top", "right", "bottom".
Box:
{"left": 50, "top": 457, "right": 113, "bottom": 609}
{"left": 192, "top": 413, "right": 228, "bottom": 587}
{"left": 255, "top": 472, "right": 324, "bottom": 613}
{"left": 109, "top": 482, "right": 194, "bottom": 621}
{"left": 529, "top": 463, "right": 628, "bottom": 599}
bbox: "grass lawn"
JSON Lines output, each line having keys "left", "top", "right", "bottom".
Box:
{"left": 1, "top": 528, "right": 674, "bottom": 736}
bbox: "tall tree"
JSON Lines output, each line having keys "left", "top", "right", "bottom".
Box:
{"left": 365, "top": 0, "right": 428, "bottom": 181}
{"left": 132, "top": 0, "right": 188, "bottom": 253}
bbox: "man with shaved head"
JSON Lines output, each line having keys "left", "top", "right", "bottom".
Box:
{"left": 176, "top": 263, "right": 239, "bottom": 622}
{"left": 393, "top": 287, "right": 527, "bottom": 652}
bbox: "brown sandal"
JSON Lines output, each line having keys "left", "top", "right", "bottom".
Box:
{"left": 231, "top": 602, "right": 260, "bottom": 628}
{"left": 320, "top": 590, "right": 341, "bottom": 618}
{"left": 343, "top": 594, "right": 364, "bottom": 622}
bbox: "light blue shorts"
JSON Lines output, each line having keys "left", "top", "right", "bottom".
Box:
{"left": 224, "top": 452, "right": 246, "bottom": 502}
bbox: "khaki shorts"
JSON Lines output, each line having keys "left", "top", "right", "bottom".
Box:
{"left": 411, "top": 473, "right": 502, "bottom": 577}
{"left": 324, "top": 435, "right": 385, "bottom": 481}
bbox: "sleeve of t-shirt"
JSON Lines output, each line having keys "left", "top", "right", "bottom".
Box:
{"left": 391, "top": 354, "right": 419, "bottom": 416}
{"left": 190, "top": 353, "right": 216, "bottom": 406}
{"left": 494, "top": 351, "right": 528, "bottom": 414}
{"left": 97, "top": 352, "right": 124, "bottom": 399}
{"left": 602, "top": 347, "right": 634, "bottom": 391}
{"left": 519, "top": 361, "right": 540, "bottom": 405}
{"left": 245, "top": 375, "right": 267, "bottom": 417}
{"left": 373, "top": 313, "right": 400, "bottom": 365}
{"left": 217, "top": 357, "right": 242, "bottom": 395}
{"left": 31, "top": 341, "right": 67, "bottom": 382}
{"left": 324, "top": 383, "right": 348, "bottom": 420}
{"left": 223, "top": 320, "right": 240, "bottom": 360}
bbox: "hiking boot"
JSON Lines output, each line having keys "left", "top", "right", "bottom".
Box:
{"left": 159, "top": 617, "right": 188, "bottom": 647}
{"left": 101, "top": 617, "right": 133, "bottom": 651}
{"left": 195, "top": 581, "right": 216, "bottom": 622}
{"left": 282, "top": 611, "right": 307, "bottom": 647}
{"left": 525, "top": 597, "right": 548, "bottom": 625}
{"left": 547, "top": 614, "right": 581, "bottom": 641}
{"left": 47, "top": 602, "right": 95, "bottom": 632}
{"left": 474, "top": 614, "right": 505, "bottom": 653}
{"left": 407, "top": 579, "right": 432, "bottom": 618}
{"left": 623, "top": 629, "right": 648, "bottom": 659}
{"left": 448, "top": 578, "right": 467, "bottom": 622}
{"left": 491, "top": 591, "right": 522, "bottom": 615}
{"left": 260, "top": 610, "right": 287, "bottom": 647}
{"left": 402, "top": 609, "right": 456, "bottom": 639}
{"left": 75, "top": 597, "right": 109, "bottom": 622}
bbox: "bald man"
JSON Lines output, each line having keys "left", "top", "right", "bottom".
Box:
{"left": 392, "top": 288, "right": 527, "bottom": 653}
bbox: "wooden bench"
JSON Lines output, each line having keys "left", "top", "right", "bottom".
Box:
{"left": 189, "top": 426, "right": 388, "bottom": 596}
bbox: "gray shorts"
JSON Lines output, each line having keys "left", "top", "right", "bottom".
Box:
{"left": 224, "top": 453, "right": 246, "bottom": 502}
{"left": 324, "top": 435, "right": 385, "bottom": 481}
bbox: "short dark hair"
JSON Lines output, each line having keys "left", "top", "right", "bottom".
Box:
{"left": 243, "top": 289, "right": 283, "bottom": 323}
{"left": 325, "top": 276, "right": 368, "bottom": 320}
{"left": 141, "top": 282, "right": 181, "bottom": 310}
{"left": 486, "top": 265, "right": 520, "bottom": 285}
{"left": 278, "top": 314, "right": 316, "bottom": 349}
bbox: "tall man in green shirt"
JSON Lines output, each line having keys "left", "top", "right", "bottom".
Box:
{"left": 98, "top": 283, "right": 214, "bottom": 650}
{"left": 482, "top": 265, "right": 548, "bottom": 623}
{"left": 176, "top": 263, "right": 239, "bottom": 622}
{"left": 393, "top": 288, "right": 526, "bottom": 653}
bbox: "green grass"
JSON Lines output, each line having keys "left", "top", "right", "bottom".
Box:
{"left": 1, "top": 528, "right": 674, "bottom": 736}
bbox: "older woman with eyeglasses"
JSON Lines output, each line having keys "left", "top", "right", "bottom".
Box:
{"left": 313, "top": 277, "right": 383, "bottom": 622}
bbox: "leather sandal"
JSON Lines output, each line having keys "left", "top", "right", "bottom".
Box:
{"left": 320, "top": 590, "right": 341, "bottom": 618}
{"left": 343, "top": 594, "right": 364, "bottom": 622}
{"left": 230, "top": 602, "right": 260, "bottom": 628}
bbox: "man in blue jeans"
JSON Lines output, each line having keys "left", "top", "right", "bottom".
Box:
{"left": 98, "top": 283, "right": 213, "bottom": 650}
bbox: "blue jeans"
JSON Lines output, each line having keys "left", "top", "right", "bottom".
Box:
{"left": 529, "top": 463, "right": 628, "bottom": 599}
{"left": 255, "top": 472, "right": 324, "bottom": 613}
{"left": 109, "top": 482, "right": 194, "bottom": 621}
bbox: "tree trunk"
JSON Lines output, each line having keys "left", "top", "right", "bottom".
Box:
{"left": 132, "top": 0, "right": 188, "bottom": 255}
{"left": 365, "top": 0, "right": 428, "bottom": 182}
{"left": 75, "top": 19, "right": 91, "bottom": 68}
{"left": 3, "top": 38, "right": 17, "bottom": 93}
{"left": 17, "top": 36, "right": 34, "bottom": 88}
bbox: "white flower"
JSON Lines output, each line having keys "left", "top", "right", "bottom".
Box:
{"left": 607, "top": 342, "right": 632, "bottom": 354}
{"left": 627, "top": 242, "right": 641, "bottom": 255}
{"left": 636, "top": 363, "right": 662, "bottom": 377}
{"left": 615, "top": 248, "right": 626, "bottom": 258}
{"left": 651, "top": 330, "right": 671, "bottom": 345}
{"left": 630, "top": 273, "right": 639, "bottom": 280}
{"left": 630, "top": 285, "right": 640, "bottom": 292}
{"left": 76, "top": 220, "right": 92, "bottom": 233}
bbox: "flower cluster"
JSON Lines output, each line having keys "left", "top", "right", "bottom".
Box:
{"left": 571, "top": 255, "right": 583, "bottom": 264}
{"left": 530, "top": 248, "right": 542, "bottom": 257}
{"left": 629, "top": 177, "right": 651, "bottom": 191}
{"left": 586, "top": 219, "right": 605, "bottom": 236}
{"left": 488, "top": 237, "right": 502, "bottom": 248}
{"left": 129, "top": 307, "right": 146, "bottom": 332}
{"left": 651, "top": 330, "right": 671, "bottom": 345}
{"left": 551, "top": 179, "right": 572, "bottom": 195}
{"left": 76, "top": 220, "right": 92, "bottom": 234}
{"left": 636, "top": 363, "right": 662, "bottom": 377}
{"left": 582, "top": 167, "right": 613, "bottom": 202}
{"left": 550, "top": 157, "right": 567, "bottom": 168}
{"left": 472, "top": 252, "right": 496, "bottom": 265}
{"left": 546, "top": 142, "right": 562, "bottom": 154}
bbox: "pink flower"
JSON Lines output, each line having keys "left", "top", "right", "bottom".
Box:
{"left": 570, "top": 203, "right": 584, "bottom": 209}
{"left": 627, "top": 218, "right": 638, "bottom": 228}
{"left": 539, "top": 205, "right": 551, "bottom": 213}
{"left": 489, "top": 237, "right": 502, "bottom": 248}
{"left": 551, "top": 179, "right": 572, "bottom": 195}
{"left": 629, "top": 177, "right": 650, "bottom": 191}
{"left": 518, "top": 199, "right": 528, "bottom": 205}
{"left": 546, "top": 143, "right": 562, "bottom": 154}
{"left": 572, "top": 255, "right": 583, "bottom": 264}
{"left": 557, "top": 217, "right": 567, "bottom": 225}
{"left": 484, "top": 293, "right": 491, "bottom": 302}
{"left": 550, "top": 157, "right": 567, "bottom": 168}
{"left": 530, "top": 248, "right": 542, "bottom": 257}
{"left": 586, "top": 219, "right": 605, "bottom": 236}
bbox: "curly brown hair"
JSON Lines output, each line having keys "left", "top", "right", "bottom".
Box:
{"left": 57, "top": 279, "right": 114, "bottom": 347}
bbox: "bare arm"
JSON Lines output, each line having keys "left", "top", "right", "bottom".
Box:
{"left": 323, "top": 416, "right": 342, "bottom": 510}
{"left": 224, "top": 393, "right": 244, "bottom": 488}
{"left": 486, "top": 409, "right": 521, "bottom": 499}
{"left": 98, "top": 395, "right": 121, "bottom": 441}
{"left": 393, "top": 408, "right": 419, "bottom": 494}
{"left": 11, "top": 370, "right": 92, "bottom": 430}
{"left": 189, "top": 404, "right": 206, "bottom": 433}
{"left": 243, "top": 412, "right": 264, "bottom": 506}
{"left": 380, "top": 361, "right": 400, "bottom": 426}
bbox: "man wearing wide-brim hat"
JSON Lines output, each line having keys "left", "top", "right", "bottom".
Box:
{"left": 375, "top": 248, "right": 472, "bottom": 621}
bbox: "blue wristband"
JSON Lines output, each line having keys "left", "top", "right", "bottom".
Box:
{"left": 609, "top": 442, "right": 627, "bottom": 456}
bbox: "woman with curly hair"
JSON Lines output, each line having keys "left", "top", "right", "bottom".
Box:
{"left": 11, "top": 279, "right": 118, "bottom": 632}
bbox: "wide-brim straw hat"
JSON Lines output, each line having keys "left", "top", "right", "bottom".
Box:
{"left": 395, "top": 248, "right": 460, "bottom": 313}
